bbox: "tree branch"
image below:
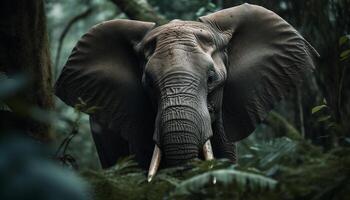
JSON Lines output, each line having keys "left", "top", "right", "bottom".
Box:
{"left": 110, "top": 0, "right": 168, "bottom": 25}
{"left": 54, "top": 7, "right": 94, "bottom": 78}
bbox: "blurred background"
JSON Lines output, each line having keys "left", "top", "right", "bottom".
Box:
{"left": 45, "top": 0, "right": 350, "bottom": 170}
{"left": 0, "top": 0, "right": 349, "bottom": 199}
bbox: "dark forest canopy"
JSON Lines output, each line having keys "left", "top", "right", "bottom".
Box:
{"left": 0, "top": 0, "right": 349, "bottom": 200}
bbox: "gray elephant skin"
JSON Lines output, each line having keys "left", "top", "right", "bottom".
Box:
{"left": 55, "top": 4, "right": 318, "bottom": 170}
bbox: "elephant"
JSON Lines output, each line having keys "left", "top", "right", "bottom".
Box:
{"left": 54, "top": 3, "right": 318, "bottom": 181}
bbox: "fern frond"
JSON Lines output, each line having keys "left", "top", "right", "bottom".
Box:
{"left": 171, "top": 169, "right": 277, "bottom": 196}
{"left": 105, "top": 156, "right": 141, "bottom": 176}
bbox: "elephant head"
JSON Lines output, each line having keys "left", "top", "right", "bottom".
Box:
{"left": 55, "top": 4, "right": 318, "bottom": 180}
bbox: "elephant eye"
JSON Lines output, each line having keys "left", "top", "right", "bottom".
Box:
{"left": 196, "top": 31, "right": 213, "bottom": 45}
{"left": 196, "top": 31, "right": 214, "bottom": 53}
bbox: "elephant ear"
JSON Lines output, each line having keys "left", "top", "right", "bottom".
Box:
{"left": 200, "top": 4, "right": 319, "bottom": 142}
{"left": 55, "top": 19, "right": 156, "bottom": 141}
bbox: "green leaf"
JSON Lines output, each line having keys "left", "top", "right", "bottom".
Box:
{"left": 171, "top": 169, "right": 277, "bottom": 196}
{"left": 105, "top": 156, "right": 141, "bottom": 176}
{"left": 339, "top": 35, "right": 350, "bottom": 46}
{"left": 323, "top": 98, "right": 327, "bottom": 104}
{"left": 311, "top": 105, "right": 327, "bottom": 114}
{"left": 84, "top": 106, "right": 101, "bottom": 114}
{"left": 317, "top": 115, "right": 331, "bottom": 122}
{"left": 77, "top": 97, "right": 87, "bottom": 106}
{"left": 326, "top": 122, "right": 337, "bottom": 129}
{"left": 207, "top": 2, "right": 216, "bottom": 9}
{"left": 340, "top": 49, "right": 350, "bottom": 61}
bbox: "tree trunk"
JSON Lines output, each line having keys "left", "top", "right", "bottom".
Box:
{"left": 110, "top": 0, "right": 168, "bottom": 25}
{"left": 0, "top": 0, "right": 54, "bottom": 142}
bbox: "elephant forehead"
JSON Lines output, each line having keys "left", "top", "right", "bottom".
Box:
{"left": 142, "top": 21, "right": 214, "bottom": 43}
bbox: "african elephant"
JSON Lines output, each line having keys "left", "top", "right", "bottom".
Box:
{"left": 55, "top": 3, "right": 318, "bottom": 180}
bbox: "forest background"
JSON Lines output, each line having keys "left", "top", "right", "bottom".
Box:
{"left": 0, "top": 0, "right": 349, "bottom": 199}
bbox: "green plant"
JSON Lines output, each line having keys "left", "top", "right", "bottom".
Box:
{"left": 54, "top": 98, "right": 100, "bottom": 169}
{"left": 311, "top": 34, "right": 350, "bottom": 147}
{"left": 80, "top": 136, "right": 350, "bottom": 200}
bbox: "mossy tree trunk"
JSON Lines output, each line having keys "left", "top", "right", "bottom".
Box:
{"left": 0, "top": 0, "right": 54, "bottom": 142}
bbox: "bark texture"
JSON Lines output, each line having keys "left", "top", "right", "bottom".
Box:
{"left": 0, "top": 0, "right": 54, "bottom": 141}
{"left": 110, "top": 0, "right": 168, "bottom": 25}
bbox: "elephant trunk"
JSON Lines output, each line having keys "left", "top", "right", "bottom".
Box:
{"left": 155, "top": 72, "right": 212, "bottom": 166}
{"left": 160, "top": 105, "right": 201, "bottom": 166}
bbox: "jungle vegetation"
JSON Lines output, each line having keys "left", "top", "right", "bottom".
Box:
{"left": 0, "top": 0, "right": 349, "bottom": 199}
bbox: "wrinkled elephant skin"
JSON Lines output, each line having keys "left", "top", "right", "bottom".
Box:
{"left": 54, "top": 3, "right": 318, "bottom": 172}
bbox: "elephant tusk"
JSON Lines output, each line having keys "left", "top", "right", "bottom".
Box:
{"left": 147, "top": 145, "right": 161, "bottom": 182}
{"left": 203, "top": 140, "right": 214, "bottom": 160}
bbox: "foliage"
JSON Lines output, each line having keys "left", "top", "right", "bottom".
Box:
{"left": 170, "top": 169, "right": 277, "bottom": 198}
{"left": 1, "top": 1, "right": 349, "bottom": 200}
{"left": 148, "top": 0, "right": 219, "bottom": 20}
{"left": 41, "top": 1, "right": 350, "bottom": 199}
{"left": 310, "top": 33, "right": 350, "bottom": 147}
{"left": 54, "top": 97, "right": 102, "bottom": 170}
{"left": 81, "top": 137, "right": 350, "bottom": 200}
{"left": 44, "top": 0, "right": 350, "bottom": 168}
{"left": 0, "top": 136, "right": 91, "bottom": 200}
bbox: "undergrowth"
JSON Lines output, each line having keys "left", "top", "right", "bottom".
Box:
{"left": 81, "top": 137, "right": 350, "bottom": 200}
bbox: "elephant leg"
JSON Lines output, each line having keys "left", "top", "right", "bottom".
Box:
{"left": 127, "top": 129, "right": 154, "bottom": 170}
{"left": 211, "top": 117, "right": 237, "bottom": 163}
{"left": 90, "top": 116, "right": 129, "bottom": 169}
